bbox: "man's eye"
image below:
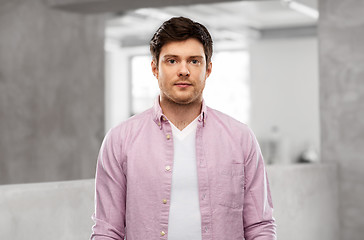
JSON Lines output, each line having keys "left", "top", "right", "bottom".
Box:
{"left": 191, "top": 59, "right": 200, "bottom": 64}
{"left": 168, "top": 59, "right": 176, "bottom": 64}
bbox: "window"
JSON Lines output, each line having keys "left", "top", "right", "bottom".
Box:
{"left": 204, "top": 51, "right": 250, "bottom": 124}
{"left": 131, "top": 55, "right": 159, "bottom": 115}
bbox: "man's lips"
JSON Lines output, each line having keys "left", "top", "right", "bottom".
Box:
{"left": 174, "top": 82, "right": 192, "bottom": 88}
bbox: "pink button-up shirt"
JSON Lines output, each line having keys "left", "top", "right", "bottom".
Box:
{"left": 91, "top": 99, "right": 276, "bottom": 240}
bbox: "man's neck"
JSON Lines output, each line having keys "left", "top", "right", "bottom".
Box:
{"left": 160, "top": 97, "right": 202, "bottom": 131}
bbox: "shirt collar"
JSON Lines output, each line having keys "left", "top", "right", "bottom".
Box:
{"left": 153, "top": 96, "right": 207, "bottom": 128}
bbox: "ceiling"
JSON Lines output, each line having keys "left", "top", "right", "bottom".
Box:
{"left": 106, "top": 0, "right": 318, "bottom": 48}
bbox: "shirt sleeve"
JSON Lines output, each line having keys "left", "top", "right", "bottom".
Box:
{"left": 243, "top": 128, "right": 277, "bottom": 240}
{"left": 90, "top": 128, "right": 127, "bottom": 240}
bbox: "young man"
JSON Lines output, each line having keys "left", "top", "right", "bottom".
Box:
{"left": 91, "top": 17, "right": 276, "bottom": 240}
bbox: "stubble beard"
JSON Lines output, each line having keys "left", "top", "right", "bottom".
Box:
{"left": 161, "top": 88, "right": 203, "bottom": 107}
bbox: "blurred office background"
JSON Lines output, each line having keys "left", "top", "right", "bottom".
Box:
{"left": 0, "top": 0, "right": 363, "bottom": 239}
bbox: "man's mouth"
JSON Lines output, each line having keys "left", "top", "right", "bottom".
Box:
{"left": 175, "top": 82, "right": 192, "bottom": 88}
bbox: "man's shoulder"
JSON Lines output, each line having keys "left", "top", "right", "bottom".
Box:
{"left": 108, "top": 107, "right": 154, "bottom": 137}
{"left": 206, "top": 106, "right": 250, "bottom": 132}
{"left": 206, "top": 107, "right": 257, "bottom": 152}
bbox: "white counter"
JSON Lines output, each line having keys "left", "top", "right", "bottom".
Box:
{"left": 0, "top": 163, "right": 339, "bottom": 240}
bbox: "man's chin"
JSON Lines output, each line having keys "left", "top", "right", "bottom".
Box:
{"left": 171, "top": 96, "right": 201, "bottom": 106}
{"left": 171, "top": 98, "right": 191, "bottom": 105}
{"left": 162, "top": 92, "right": 201, "bottom": 106}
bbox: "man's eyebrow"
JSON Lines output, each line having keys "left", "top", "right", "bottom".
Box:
{"left": 189, "top": 56, "right": 204, "bottom": 59}
{"left": 162, "top": 55, "right": 204, "bottom": 59}
{"left": 162, "top": 55, "right": 179, "bottom": 58}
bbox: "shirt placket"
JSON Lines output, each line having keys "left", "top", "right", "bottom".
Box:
{"left": 159, "top": 116, "right": 174, "bottom": 239}
{"left": 196, "top": 120, "right": 213, "bottom": 240}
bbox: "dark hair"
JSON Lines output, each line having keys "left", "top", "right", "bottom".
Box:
{"left": 150, "top": 16, "right": 213, "bottom": 67}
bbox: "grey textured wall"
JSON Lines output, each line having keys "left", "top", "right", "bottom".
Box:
{"left": 319, "top": 0, "right": 364, "bottom": 239}
{"left": 0, "top": 0, "right": 105, "bottom": 184}
{"left": 269, "top": 164, "right": 339, "bottom": 240}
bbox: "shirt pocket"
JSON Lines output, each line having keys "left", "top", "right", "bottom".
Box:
{"left": 217, "top": 159, "right": 244, "bottom": 209}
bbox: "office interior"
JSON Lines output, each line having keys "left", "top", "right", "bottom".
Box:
{"left": 0, "top": 0, "right": 363, "bottom": 239}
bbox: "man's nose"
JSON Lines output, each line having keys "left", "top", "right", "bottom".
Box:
{"left": 178, "top": 62, "right": 190, "bottom": 77}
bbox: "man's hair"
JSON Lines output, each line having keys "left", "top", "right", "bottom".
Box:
{"left": 150, "top": 16, "right": 213, "bottom": 67}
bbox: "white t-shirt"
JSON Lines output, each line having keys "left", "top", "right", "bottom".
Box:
{"left": 167, "top": 117, "right": 202, "bottom": 240}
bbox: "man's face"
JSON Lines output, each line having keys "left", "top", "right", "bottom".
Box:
{"left": 151, "top": 38, "right": 212, "bottom": 105}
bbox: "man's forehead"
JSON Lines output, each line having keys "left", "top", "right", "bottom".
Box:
{"left": 159, "top": 39, "right": 205, "bottom": 58}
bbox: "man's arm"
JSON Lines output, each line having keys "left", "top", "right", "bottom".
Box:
{"left": 243, "top": 129, "right": 277, "bottom": 240}
{"left": 90, "top": 129, "right": 126, "bottom": 240}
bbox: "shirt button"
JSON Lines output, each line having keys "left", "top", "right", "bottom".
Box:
{"left": 157, "top": 122, "right": 161, "bottom": 126}
{"left": 161, "top": 231, "right": 166, "bottom": 236}
{"left": 165, "top": 166, "right": 171, "bottom": 171}
{"left": 163, "top": 199, "right": 167, "bottom": 204}
{"left": 166, "top": 134, "right": 171, "bottom": 140}
{"left": 162, "top": 117, "right": 166, "bottom": 121}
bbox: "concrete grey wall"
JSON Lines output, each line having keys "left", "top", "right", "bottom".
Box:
{"left": 0, "top": 164, "right": 339, "bottom": 240}
{"left": 0, "top": 0, "right": 105, "bottom": 184}
{"left": 269, "top": 164, "right": 339, "bottom": 240}
{"left": 319, "top": 0, "right": 364, "bottom": 239}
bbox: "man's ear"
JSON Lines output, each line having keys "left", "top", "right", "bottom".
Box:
{"left": 151, "top": 60, "right": 158, "bottom": 79}
{"left": 205, "top": 61, "right": 212, "bottom": 79}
